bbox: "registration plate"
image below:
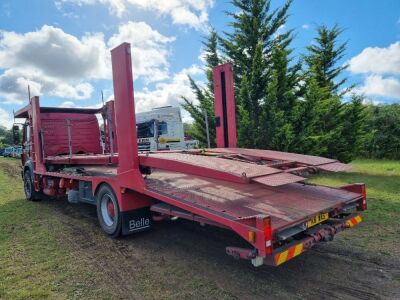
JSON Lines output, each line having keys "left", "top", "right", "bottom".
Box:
{"left": 307, "top": 213, "right": 329, "bottom": 228}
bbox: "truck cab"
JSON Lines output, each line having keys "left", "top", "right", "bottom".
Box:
{"left": 136, "top": 106, "right": 198, "bottom": 152}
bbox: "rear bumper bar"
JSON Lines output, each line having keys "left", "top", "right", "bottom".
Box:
{"left": 266, "top": 213, "right": 362, "bottom": 266}
{"left": 227, "top": 213, "right": 363, "bottom": 267}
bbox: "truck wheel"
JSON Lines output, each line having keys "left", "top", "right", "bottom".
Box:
{"left": 96, "top": 184, "right": 122, "bottom": 238}
{"left": 24, "top": 170, "right": 41, "bottom": 201}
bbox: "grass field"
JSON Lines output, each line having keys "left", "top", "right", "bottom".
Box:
{"left": 309, "top": 159, "right": 400, "bottom": 256}
{"left": 0, "top": 157, "right": 399, "bottom": 299}
{"left": 0, "top": 158, "right": 117, "bottom": 299}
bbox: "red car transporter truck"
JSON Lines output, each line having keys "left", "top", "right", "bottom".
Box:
{"left": 13, "top": 43, "right": 366, "bottom": 267}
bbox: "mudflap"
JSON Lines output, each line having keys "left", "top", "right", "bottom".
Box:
{"left": 121, "top": 207, "right": 152, "bottom": 235}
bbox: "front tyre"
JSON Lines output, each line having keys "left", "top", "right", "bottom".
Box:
{"left": 24, "top": 170, "right": 41, "bottom": 201}
{"left": 96, "top": 184, "right": 122, "bottom": 238}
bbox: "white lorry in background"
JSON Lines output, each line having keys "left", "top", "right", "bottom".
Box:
{"left": 136, "top": 106, "right": 199, "bottom": 152}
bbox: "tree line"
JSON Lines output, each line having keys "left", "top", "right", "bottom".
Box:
{"left": 182, "top": 0, "right": 400, "bottom": 162}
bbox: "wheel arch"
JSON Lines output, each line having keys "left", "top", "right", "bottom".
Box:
{"left": 92, "top": 180, "right": 122, "bottom": 207}
{"left": 93, "top": 181, "right": 115, "bottom": 197}
{"left": 23, "top": 159, "right": 34, "bottom": 177}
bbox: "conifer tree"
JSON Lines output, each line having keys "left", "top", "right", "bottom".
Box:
{"left": 340, "top": 95, "right": 368, "bottom": 161}
{"left": 219, "top": 0, "right": 294, "bottom": 147}
{"left": 305, "top": 25, "right": 349, "bottom": 96}
{"left": 181, "top": 30, "right": 220, "bottom": 147}
{"left": 299, "top": 25, "right": 357, "bottom": 160}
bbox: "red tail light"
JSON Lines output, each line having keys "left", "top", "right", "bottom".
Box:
{"left": 264, "top": 216, "right": 272, "bottom": 254}
{"left": 359, "top": 184, "right": 367, "bottom": 211}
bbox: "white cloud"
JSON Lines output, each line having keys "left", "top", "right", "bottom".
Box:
{"left": 0, "top": 22, "right": 175, "bottom": 103}
{"left": 0, "top": 108, "right": 13, "bottom": 129}
{"left": 302, "top": 24, "right": 310, "bottom": 29}
{"left": 358, "top": 75, "right": 400, "bottom": 99}
{"left": 59, "top": 101, "right": 76, "bottom": 108}
{"left": 0, "top": 26, "right": 108, "bottom": 80}
{"left": 108, "top": 21, "right": 175, "bottom": 83}
{"left": 348, "top": 42, "right": 400, "bottom": 102}
{"left": 0, "top": 68, "right": 95, "bottom": 104}
{"left": 0, "top": 25, "right": 107, "bottom": 103}
{"left": 58, "top": 0, "right": 214, "bottom": 30}
{"left": 134, "top": 64, "right": 203, "bottom": 114}
{"left": 348, "top": 42, "right": 400, "bottom": 75}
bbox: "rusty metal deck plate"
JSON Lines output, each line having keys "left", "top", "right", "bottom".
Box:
{"left": 212, "top": 148, "right": 336, "bottom": 166}
{"left": 211, "top": 148, "right": 350, "bottom": 173}
{"left": 140, "top": 152, "right": 280, "bottom": 178}
{"left": 253, "top": 173, "right": 306, "bottom": 186}
{"left": 139, "top": 152, "right": 307, "bottom": 186}
{"left": 145, "top": 170, "right": 361, "bottom": 231}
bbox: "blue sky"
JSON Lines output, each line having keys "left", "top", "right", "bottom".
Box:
{"left": 0, "top": 0, "right": 399, "bottom": 128}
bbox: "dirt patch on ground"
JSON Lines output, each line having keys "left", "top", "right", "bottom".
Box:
{"left": 43, "top": 198, "right": 400, "bottom": 300}
{"left": 0, "top": 161, "right": 21, "bottom": 178}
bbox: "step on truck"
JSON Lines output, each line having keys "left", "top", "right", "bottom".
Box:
{"left": 13, "top": 43, "right": 366, "bottom": 267}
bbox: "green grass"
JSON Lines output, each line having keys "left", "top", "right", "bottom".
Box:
{"left": 0, "top": 158, "right": 116, "bottom": 300}
{"left": 309, "top": 159, "right": 400, "bottom": 256}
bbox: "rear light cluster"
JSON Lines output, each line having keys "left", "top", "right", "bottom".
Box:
{"left": 249, "top": 215, "right": 273, "bottom": 254}
{"left": 359, "top": 185, "right": 367, "bottom": 211}
{"left": 264, "top": 216, "right": 272, "bottom": 254}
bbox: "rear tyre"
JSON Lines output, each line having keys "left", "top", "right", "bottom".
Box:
{"left": 96, "top": 184, "right": 122, "bottom": 238}
{"left": 24, "top": 170, "right": 41, "bottom": 201}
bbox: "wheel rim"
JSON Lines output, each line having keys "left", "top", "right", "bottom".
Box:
{"left": 101, "top": 194, "right": 117, "bottom": 227}
{"left": 24, "top": 175, "right": 32, "bottom": 198}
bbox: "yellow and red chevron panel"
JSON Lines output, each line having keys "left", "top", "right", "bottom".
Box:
{"left": 346, "top": 215, "right": 362, "bottom": 228}
{"left": 274, "top": 243, "right": 304, "bottom": 266}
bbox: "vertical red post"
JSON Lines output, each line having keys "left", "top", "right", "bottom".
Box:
{"left": 111, "top": 43, "right": 139, "bottom": 171}
{"left": 30, "top": 96, "right": 46, "bottom": 174}
{"left": 213, "top": 63, "right": 237, "bottom": 148}
{"left": 111, "top": 43, "right": 143, "bottom": 190}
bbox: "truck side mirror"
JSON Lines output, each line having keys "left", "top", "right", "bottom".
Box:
{"left": 12, "top": 125, "right": 20, "bottom": 145}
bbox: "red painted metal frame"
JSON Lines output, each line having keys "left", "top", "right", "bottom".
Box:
{"left": 111, "top": 43, "right": 144, "bottom": 192}
{"left": 139, "top": 154, "right": 250, "bottom": 183}
{"left": 31, "top": 96, "right": 46, "bottom": 173}
{"left": 213, "top": 63, "right": 237, "bottom": 148}
{"left": 45, "top": 154, "right": 119, "bottom": 165}
{"left": 340, "top": 183, "right": 367, "bottom": 211}
{"left": 143, "top": 186, "right": 270, "bottom": 257}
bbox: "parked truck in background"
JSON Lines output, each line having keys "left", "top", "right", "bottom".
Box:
{"left": 136, "top": 106, "right": 198, "bottom": 152}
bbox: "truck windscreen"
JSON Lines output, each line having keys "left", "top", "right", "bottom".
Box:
{"left": 137, "top": 120, "right": 155, "bottom": 139}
